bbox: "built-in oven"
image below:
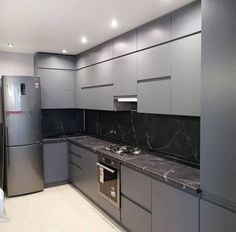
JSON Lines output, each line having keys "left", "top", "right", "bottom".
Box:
{"left": 96, "top": 154, "right": 120, "bottom": 209}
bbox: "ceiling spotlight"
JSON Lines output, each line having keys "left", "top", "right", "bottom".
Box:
{"left": 62, "top": 49, "right": 67, "bottom": 54}
{"left": 8, "top": 43, "right": 14, "bottom": 47}
{"left": 110, "top": 19, "right": 119, "bottom": 28}
{"left": 81, "top": 36, "right": 88, "bottom": 44}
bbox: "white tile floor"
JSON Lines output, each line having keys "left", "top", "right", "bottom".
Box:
{"left": 0, "top": 185, "right": 126, "bottom": 232}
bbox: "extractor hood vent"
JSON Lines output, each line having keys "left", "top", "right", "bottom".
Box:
{"left": 114, "top": 95, "right": 137, "bottom": 111}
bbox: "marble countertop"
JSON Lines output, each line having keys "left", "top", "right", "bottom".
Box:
{"left": 68, "top": 135, "right": 200, "bottom": 196}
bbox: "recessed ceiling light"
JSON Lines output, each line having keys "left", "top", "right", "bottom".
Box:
{"left": 81, "top": 36, "right": 88, "bottom": 44}
{"left": 62, "top": 49, "right": 67, "bottom": 54}
{"left": 110, "top": 19, "right": 119, "bottom": 28}
{"left": 8, "top": 43, "right": 14, "bottom": 47}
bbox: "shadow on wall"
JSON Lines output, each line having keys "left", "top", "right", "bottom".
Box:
{"left": 85, "top": 110, "right": 200, "bottom": 165}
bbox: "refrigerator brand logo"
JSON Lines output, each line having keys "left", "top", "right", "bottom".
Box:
{"left": 6, "top": 110, "right": 33, "bottom": 116}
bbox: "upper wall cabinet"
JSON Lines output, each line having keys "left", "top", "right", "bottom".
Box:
{"left": 35, "top": 53, "right": 75, "bottom": 70}
{"left": 171, "top": 33, "right": 201, "bottom": 116}
{"left": 75, "top": 53, "right": 92, "bottom": 70}
{"left": 113, "top": 30, "right": 137, "bottom": 57}
{"left": 171, "top": 1, "right": 201, "bottom": 39}
{"left": 112, "top": 53, "right": 137, "bottom": 96}
{"left": 137, "top": 15, "right": 171, "bottom": 50}
{"left": 138, "top": 43, "right": 171, "bottom": 80}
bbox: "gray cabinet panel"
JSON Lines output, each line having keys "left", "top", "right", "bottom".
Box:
{"left": 41, "top": 89, "right": 75, "bottom": 109}
{"left": 137, "top": 78, "right": 171, "bottom": 114}
{"left": 138, "top": 43, "right": 171, "bottom": 80}
{"left": 121, "top": 196, "right": 151, "bottom": 232}
{"left": 69, "top": 163, "right": 83, "bottom": 189}
{"left": 121, "top": 165, "right": 151, "bottom": 210}
{"left": 152, "top": 179, "right": 199, "bottom": 232}
{"left": 201, "top": 0, "right": 236, "bottom": 203}
{"left": 43, "top": 142, "right": 68, "bottom": 185}
{"left": 200, "top": 200, "right": 236, "bottom": 232}
{"left": 37, "top": 69, "right": 75, "bottom": 90}
{"left": 138, "top": 14, "right": 171, "bottom": 49}
{"left": 76, "top": 53, "right": 92, "bottom": 69}
{"left": 69, "top": 153, "right": 82, "bottom": 168}
{"left": 171, "top": 33, "right": 201, "bottom": 116}
{"left": 171, "top": 1, "right": 201, "bottom": 39}
{"left": 113, "top": 53, "right": 137, "bottom": 96}
{"left": 113, "top": 30, "right": 137, "bottom": 57}
{"left": 35, "top": 53, "right": 75, "bottom": 70}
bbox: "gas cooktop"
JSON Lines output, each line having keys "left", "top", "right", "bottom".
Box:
{"left": 104, "top": 144, "right": 141, "bottom": 156}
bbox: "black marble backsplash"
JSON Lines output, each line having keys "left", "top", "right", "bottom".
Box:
{"left": 42, "top": 109, "right": 84, "bottom": 138}
{"left": 85, "top": 110, "right": 200, "bottom": 165}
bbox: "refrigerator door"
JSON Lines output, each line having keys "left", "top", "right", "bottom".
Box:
{"left": 6, "top": 143, "right": 44, "bottom": 196}
{"left": 2, "top": 76, "right": 41, "bottom": 146}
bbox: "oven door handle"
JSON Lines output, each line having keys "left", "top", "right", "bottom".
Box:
{"left": 96, "top": 163, "right": 115, "bottom": 174}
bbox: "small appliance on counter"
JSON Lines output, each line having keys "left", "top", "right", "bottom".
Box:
{"left": 2, "top": 75, "right": 44, "bottom": 197}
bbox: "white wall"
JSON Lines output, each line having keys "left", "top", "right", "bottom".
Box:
{"left": 0, "top": 51, "right": 34, "bottom": 122}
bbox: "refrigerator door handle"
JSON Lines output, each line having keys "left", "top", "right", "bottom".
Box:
{"left": 4, "top": 126, "right": 10, "bottom": 166}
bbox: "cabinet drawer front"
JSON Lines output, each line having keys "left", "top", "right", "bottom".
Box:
{"left": 69, "top": 153, "right": 82, "bottom": 168}
{"left": 121, "top": 165, "right": 151, "bottom": 210}
{"left": 121, "top": 196, "right": 151, "bottom": 232}
{"left": 69, "top": 163, "right": 83, "bottom": 189}
{"left": 68, "top": 143, "right": 85, "bottom": 157}
{"left": 138, "top": 43, "right": 171, "bottom": 80}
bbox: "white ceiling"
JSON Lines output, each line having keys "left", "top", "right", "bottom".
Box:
{"left": 0, "top": 0, "right": 196, "bottom": 55}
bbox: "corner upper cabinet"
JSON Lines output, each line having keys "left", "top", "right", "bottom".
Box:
{"left": 137, "top": 14, "right": 171, "bottom": 50}
{"left": 113, "top": 30, "right": 137, "bottom": 57}
{"left": 171, "top": 1, "right": 201, "bottom": 39}
{"left": 171, "top": 33, "right": 201, "bottom": 116}
{"left": 112, "top": 53, "right": 137, "bottom": 96}
{"left": 152, "top": 179, "right": 199, "bottom": 232}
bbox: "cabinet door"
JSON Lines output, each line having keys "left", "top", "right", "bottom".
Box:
{"left": 138, "top": 14, "right": 171, "bottom": 49}
{"left": 113, "top": 53, "right": 137, "bottom": 96}
{"left": 35, "top": 53, "right": 75, "bottom": 70}
{"left": 113, "top": 30, "right": 137, "bottom": 57}
{"left": 121, "top": 196, "right": 151, "bottom": 232}
{"left": 69, "top": 163, "right": 83, "bottom": 190}
{"left": 138, "top": 43, "right": 171, "bottom": 81}
{"left": 121, "top": 165, "right": 151, "bottom": 210}
{"left": 137, "top": 77, "right": 171, "bottom": 114}
{"left": 76, "top": 52, "right": 92, "bottom": 69}
{"left": 171, "top": 33, "right": 201, "bottom": 116}
{"left": 43, "top": 142, "right": 69, "bottom": 185}
{"left": 171, "top": 1, "right": 201, "bottom": 39}
{"left": 200, "top": 200, "right": 236, "bottom": 232}
{"left": 152, "top": 179, "right": 199, "bottom": 232}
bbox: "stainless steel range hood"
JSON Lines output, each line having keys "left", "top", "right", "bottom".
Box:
{"left": 114, "top": 95, "right": 137, "bottom": 111}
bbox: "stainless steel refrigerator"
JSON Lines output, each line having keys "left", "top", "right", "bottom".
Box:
{"left": 2, "top": 75, "right": 44, "bottom": 197}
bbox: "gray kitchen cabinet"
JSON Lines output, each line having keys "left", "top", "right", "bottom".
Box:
{"left": 200, "top": 199, "right": 236, "bottom": 232}
{"left": 34, "top": 53, "right": 75, "bottom": 70}
{"left": 171, "top": 33, "right": 201, "bottom": 116}
{"left": 113, "top": 30, "right": 137, "bottom": 57}
{"left": 79, "top": 61, "right": 113, "bottom": 88}
{"left": 171, "top": 1, "right": 201, "bottom": 39}
{"left": 112, "top": 53, "right": 137, "bottom": 96}
{"left": 121, "top": 165, "right": 151, "bottom": 211}
{"left": 76, "top": 52, "right": 92, "bottom": 70}
{"left": 68, "top": 142, "right": 120, "bottom": 221}
{"left": 152, "top": 179, "right": 199, "bottom": 232}
{"left": 138, "top": 43, "right": 171, "bottom": 81}
{"left": 121, "top": 196, "right": 151, "bottom": 232}
{"left": 43, "top": 142, "right": 69, "bottom": 186}
{"left": 137, "top": 77, "right": 171, "bottom": 114}
{"left": 137, "top": 14, "right": 171, "bottom": 50}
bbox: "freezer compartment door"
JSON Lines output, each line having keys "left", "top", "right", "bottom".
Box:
{"left": 7, "top": 143, "right": 44, "bottom": 196}
{"left": 2, "top": 76, "right": 41, "bottom": 146}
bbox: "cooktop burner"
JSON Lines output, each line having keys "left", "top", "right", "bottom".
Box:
{"left": 104, "top": 145, "right": 141, "bottom": 156}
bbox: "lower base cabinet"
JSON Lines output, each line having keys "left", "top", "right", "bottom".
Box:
{"left": 69, "top": 163, "right": 83, "bottom": 190}
{"left": 152, "top": 179, "right": 199, "bottom": 232}
{"left": 43, "top": 141, "right": 69, "bottom": 186}
{"left": 121, "top": 196, "right": 151, "bottom": 232}
{"left": 200, "top": 199, "right": 236, "bottom": 232}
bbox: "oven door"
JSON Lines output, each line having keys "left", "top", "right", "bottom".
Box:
{"left": 96, "top": 162, "right": 120, "bottom": 209}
